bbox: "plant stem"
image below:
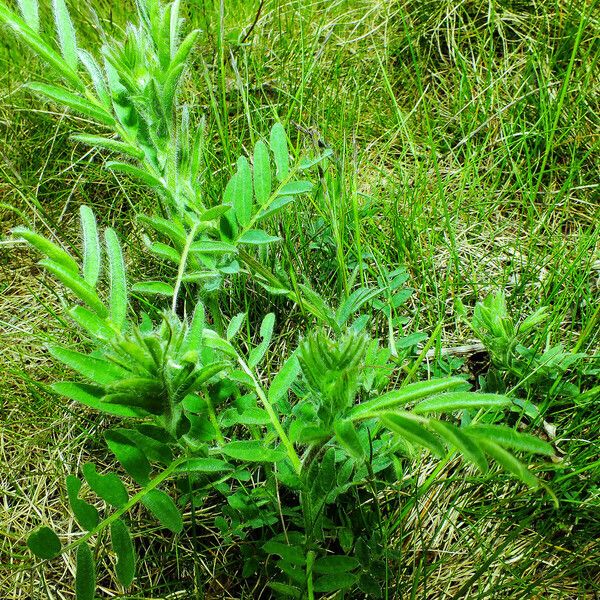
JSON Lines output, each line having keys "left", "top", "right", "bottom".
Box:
{"left": 236, "top": 355, "right": 303, "bottom": 476}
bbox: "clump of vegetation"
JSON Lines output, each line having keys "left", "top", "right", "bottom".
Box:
{"left": 1, "top": 0, "right": 598, "bottom": 598}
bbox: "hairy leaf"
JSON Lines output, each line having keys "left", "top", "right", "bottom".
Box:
{"left": 413, "top": 392, "right": 513, "bottom": 415}
{"left": 82, "top": 463, "right": 128, "bottom": 508}
{"left": 66, "top": 475, "right": 99, "bottom": 531}
{"left": 268, "top": 353, "right": 300, "bottom": 404}
{"left": 141, "top": 489, "right": 183, "bottom": 533}
{"left": 26, "top": 83, "right": 114, "bottom": 125}
{"left": 220, "top": 440, "right": 286, "bottom": 462}
{"left": 52, "top": 0, "right": 78, "bottom": 70}
{"left": 466, "top": 424, "right": 554, "bottom": 456}
{"left": 104, "top": 228, "right": 127, "bottom": 331}
{"left": 16, "top": 0, "right": 38, "bottom": 32}
{"left": 52, "top": 382, "right": 148, "bottom": 417}
{"left": 110, "top": 519, "right": 135, "bottom": 587}
{"left": 105, "top": 430, "right": 151, "bottom": 485}
{"left": 253, "top": 140, "right": 271, "bottom": 204}
{"left": 477, "top": 438, "right": 540, "bottom": 488}
{"left": 75, "top": 543, "right": 96, "bottom": 600}
{"left": 269, "top": 123, "right": 289, "bottom": 182}
{"left": 12, "top": 226, "right": 79, "bottom": 273}
{"left": 429, "top": 420, "right": 488, "bottom": 473}
{"left": 334, "top": 420, "right": 364, "bottom": 460}
{"left": 238, "top": 229, "right": 280, "bottom": 245}
{"left": 381, "top": 412, "right": 446, "bottom": 457}
{"left": 27, "top": 527, "right": 61, "bottom": 560}
{"left": 39, "top": 259, "right": 107, "bottom": 317}
{"left": 79, "top": 206, "right": 101, "bottom": 287}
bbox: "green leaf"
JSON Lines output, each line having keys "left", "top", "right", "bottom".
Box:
{"left": 256, "top": 195, "right": 295, "bottom": 220}
{"left": 253, "top": 140, "right": 271, "bottom": 204}
{"left": 190, "top": 239, "right": 238, "bottom": 254}
{"left": 27, "top": 527, "right": 61, "bottom": 560}
{"left": 313, "top": 555, "right": 360, "bottom": 574}
{"left": 268, "top": 353, "right": 300, "bottom": 404}
{"left": 0, "top": 3, "right": 82, "bottom": 89}
{"left": 220, "top": 440, "right": 286, "bottom": 462}
{"left": 105, "top": 430, "right": 151, "bottom": 485}
{"left": 106, "top": 161, "right": 165, "bottom": 190}
{"left": 313, "top": 572, "right": 358, "bottom": 593}
{"left": 226, "top": 312, "right": 246, "bottom": 341}
{"left": 141, "top": 489, "right": 183, "bottom": 533}
{"left": 52, "top": 0, "right": 78, "bottom": 71}
{"left": 477, "top": 438, "right": 540, "bottom": 488}
{"left": 380, "top": 412, "right": 446, "bottom": 457}
{"left": 69, "top": 305, "right": 114, "bottom": 341}
{"left": 110, "top": 519, "right": 135, "bottom": 588}
{"left": 26, "top": 82, "right": 114, "bottom": 125}
{"left": 279, "top": 181, "right": 312, "bottom": 195}
{"left": 138, "top": 215, "right": 186, "bottom": 248}
{"left": 175, "top": 458, "right": 232, "bottom": 473}
{"left": 467, "top": 425, "right": 554, "bottom": 456}
{"left": 76, "top": 543, "right": 96, "bottom": 600}
{"left": 349, "top": 377, "right": 467, "bottom": 419}
{"left": 49, "top": 346, "right": 125, "bottom": 385}
{"left": 12, "top": 226, "right": 78, "bottom": 273}
{"left": 220, "top": 407, "right": 271, "bottom": 427}
{"left": 336, "top": 287, "right": 381, "bottom": 326}
{"left": 227, "top": 156, "right": 253, "bottom": 227}
{"left": 79, "top": 206, "right": 101, "bottom": 287}
{"left": 104, "top": 228, "right": 127, "bottom": 331}
{"left": 72, "top": 134, "right": 144, "bottom": 159}
{"left": 49, "top": 346, "right": 126, "bottom": 385}
{"left": 199, "top": 204, "right": 232, "bottom": 221}
{"left": 66, "top": 475, "right": 99, "bottom": 531}
{"left": 413, "top": 392, "right": 513, "bottom": 415}
{"left": 131, "top": 281, "right": 174, "bottom": 296}
{"left": 269, "top": 123, "right": 289, "bottom": 182}
{"left": 334, "top": 420, "right": 364, "bottom": 460}
{"left": 147, "top": 241, "right": 180, "bottom": 264}
{"left": 122, "top": 428, "right": 173, "bottom": 465}
{"left": 39, "top": 259, "right": 107, "bottom": 317}
{"left": 248, "top": 312, "right": 275, "bottom": 368}
{"left": 52, "top": 382, "right": 148, "bottom": 417}
{"left": 82, "top": 463, "right": 128, "bottom": 508}
{"left": 238, "top": 229, "right": 280, "bottom": 245}
{"left": 16, "top": 0, "right": 39, "bottom": 32}
{"left": 77, "top": 49, "right": 110, "bottom": 107}
{"left": 428, "top": 420, "right": 488, "bottom": 473}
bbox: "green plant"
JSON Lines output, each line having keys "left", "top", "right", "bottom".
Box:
{"left": 2, "top": 0, "right": 561, "bottom": 597}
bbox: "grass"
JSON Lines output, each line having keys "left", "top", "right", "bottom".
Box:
{"left": 1, "top": 0, "right": 599, "bottom": 597}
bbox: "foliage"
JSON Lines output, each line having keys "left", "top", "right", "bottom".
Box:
{"left": 0, "top": 0, "right": 563, "bottom": 597}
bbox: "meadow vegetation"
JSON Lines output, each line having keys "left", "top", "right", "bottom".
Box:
{"left": 0, "top": 0, "right": 598, "bottom": 598}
